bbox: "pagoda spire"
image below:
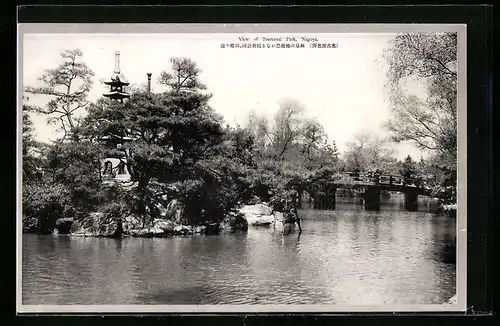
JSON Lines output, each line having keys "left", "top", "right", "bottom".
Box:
{"left": 103, "top": 51, "right": 130, "bottom": 103}
{"left": 114, "top": 51, "right": 121, "bottom": 75}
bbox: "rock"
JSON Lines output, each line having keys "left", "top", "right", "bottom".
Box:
{"left": 247, "top": 214, "right": 274, "bottom": 226}
{"left": 154, "top": 219, "right": 175, "bottom": 232}
{"left": 239, "top": 204, "right": 273, "bottom": 216}
{"left": 437, "top": 203, "right": 457, "bottom": 218}
{"left": 238, "top": 204, "right": 280, "bottom": 227}
{"left": 443, "top": 204, "right": 457, "bottom": 217}
{"left": 194, "top": 226, "right": 207, "bottom": 234}
{"left": 442, "top": 204, "right": 458, "bottom": 210}
{"left": 55, "top": 217, "right": 74, "bottom": 234}
{"left": 173, "top": 225, "right": 192, "bottom": 235}
{"left": 72, "top": 232, "right": 91, "bottom": 237}
{"left": 131, "top": 229, "right": 145, "bottom": 237}
{"left": 220, "top": 211, "right": 248, "bottom": 233}
{"left": 204, "top": 223, "right": 220, "bottom": 235}
{"left": 155, "top": 203, "right": 168, "bottom": 217}
{"left": 79, "top": 212, "right": 103, "bottom": 236}
{"left": 123, "top": 215, "right": 141, "bottom": 233}
{"left": 149, "top": 227, "right": 165, "bottom": 236}
{"left": 101, "top": 219, "right": 123, "bottom": 238}
{"left": 75, "top": 212, "right": 122, "bottom": 238}
{"left": 129, "top": 229, "right": 141, "bottom": 237}
{"left": 165, "top": 199, "right": 185, "bottom": 223}
{"left": 129, "top": 227, "right": 165, "bottom": 238}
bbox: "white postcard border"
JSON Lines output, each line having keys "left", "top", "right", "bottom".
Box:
{"left": 16, "top": 23, "right": 467, "bottom": 314}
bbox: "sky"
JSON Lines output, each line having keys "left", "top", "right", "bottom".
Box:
{"left": 21, "top": 33, "right": 427, "bottom": 160}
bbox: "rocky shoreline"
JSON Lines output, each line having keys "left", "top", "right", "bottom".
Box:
{"left": 37, "top": 201, "right": 457, "bottom": 238}
{"left": 53, "top": 203, "right": 291, "bottom": 238}
{"left": 438, "top": 203, "right": 457, "bottom": 218}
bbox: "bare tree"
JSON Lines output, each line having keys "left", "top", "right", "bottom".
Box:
{"left": 383, "top": 32, "right": 457, "bottom": 166}
{"left": 158, "top": 57, "right": 207, "bottom": 92}
{"left": 343, "top": 132, "right": 398, "bottom": 173}
{"left": 273, "top": 99, "right": 305, "bottom": 158}
{"left": 127, "top": 82, "right": 150, "bottom": 94}
{"left": 25, "top": 49, "right": 95, "bottom": 138}
{"left": 246, "top": 99, "right": 306, "bottom": 159}
{"left": 246, "top": 110, "right": 271, "bottom": 158}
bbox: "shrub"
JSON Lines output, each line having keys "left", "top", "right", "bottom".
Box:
{"left": 22, "top": 182, "right": 72, "bottom": 234}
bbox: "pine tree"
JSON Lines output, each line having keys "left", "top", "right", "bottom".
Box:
{"left": 400, "top": 155, "right": 417, "bottom": 185}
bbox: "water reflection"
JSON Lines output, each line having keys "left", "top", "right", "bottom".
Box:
{"left": 22, "top": 196, "right": 456, "bottom": 305}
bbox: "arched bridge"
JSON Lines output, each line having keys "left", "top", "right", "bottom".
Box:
{"left": 332, "top": 172, "right": 432, "bottom": 195}
{"left": 308, "top": 171, "right": 433, "bottom": 212}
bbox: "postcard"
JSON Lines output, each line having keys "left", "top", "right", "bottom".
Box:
{"left": 17, "top": 23, "right": 467, "bottom": 313}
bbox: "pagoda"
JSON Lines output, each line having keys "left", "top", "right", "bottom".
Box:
{"left": 103, "top": 51, "right": 130, "bottom": 103}
{"left": 101, "top": 51, "right": 133, "bottom": 184}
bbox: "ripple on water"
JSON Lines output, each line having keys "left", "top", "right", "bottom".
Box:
{"left": 22, "top": 207, "right": 456, "bottom": 305}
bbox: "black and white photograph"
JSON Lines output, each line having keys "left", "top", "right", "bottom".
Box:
{"left": 17, "top": 24, "right": 466, "bottom": 313}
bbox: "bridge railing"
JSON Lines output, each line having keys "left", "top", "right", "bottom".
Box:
{"left": 333, "top": 171, "right": 428, "bottom": 188}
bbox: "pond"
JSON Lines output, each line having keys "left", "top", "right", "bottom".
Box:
{"left": 22, "top": 196, "right": 456, "bottom": 305}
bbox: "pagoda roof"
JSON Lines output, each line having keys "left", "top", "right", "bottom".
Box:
{"left": 103, "top": 92, "right": 131, "bottom": 99}
{"left": 104, "top": 80, "right": 130, "bottom": 86}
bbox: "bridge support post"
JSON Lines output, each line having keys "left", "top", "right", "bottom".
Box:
{"left": 363, "top": 186, "right": 381, "bottom": 211}
{"left": 326, "top": 184, "right": 337, "bottom": 210}
{"left": 313, "top": 197, "right": 321, "bottom": 209}
{"left": 404, "top": 190, "right": 418, "bottom": 212}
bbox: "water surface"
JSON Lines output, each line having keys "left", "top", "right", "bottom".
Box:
{"left": 22, "top": 198, "right": 456, "bottom": 305}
